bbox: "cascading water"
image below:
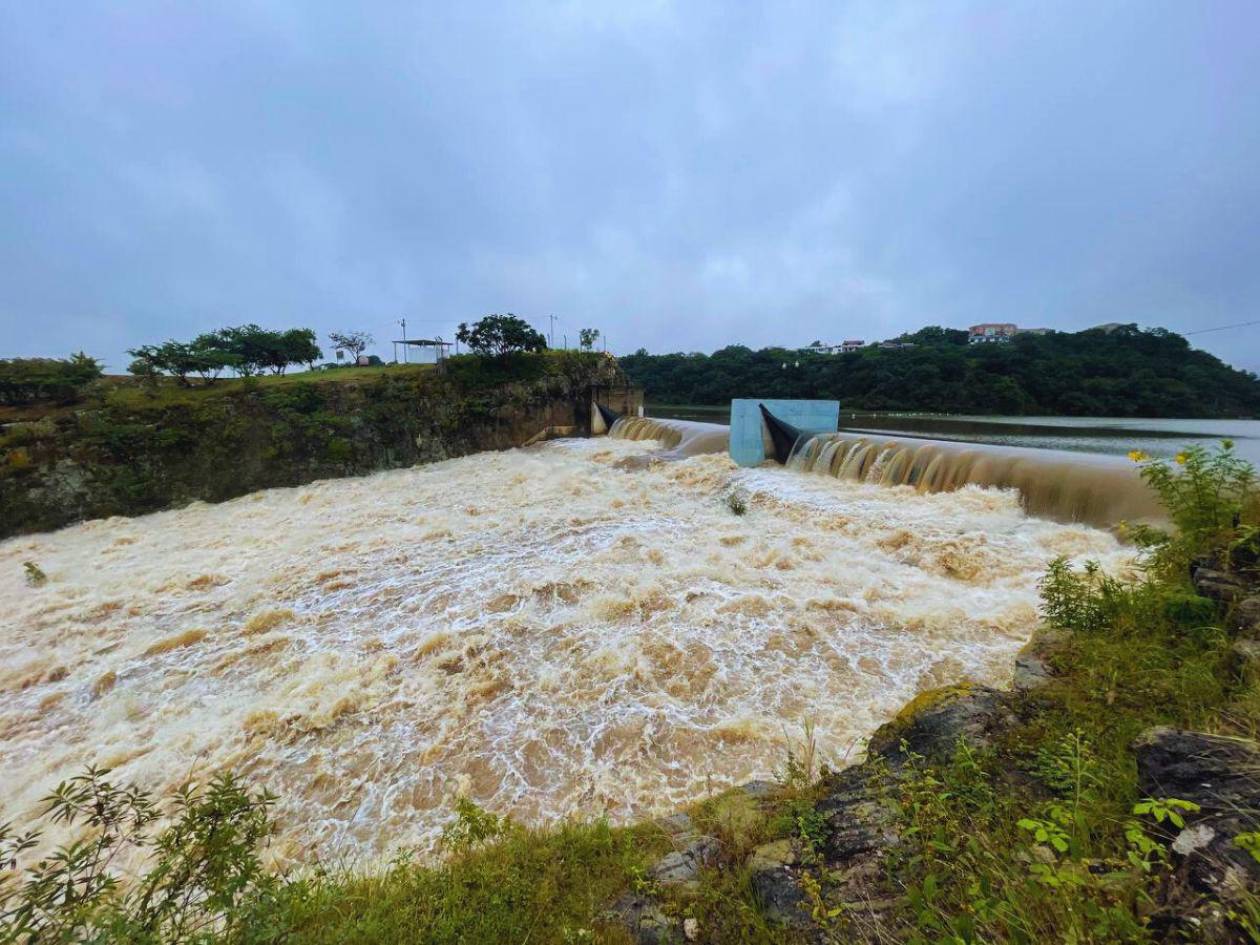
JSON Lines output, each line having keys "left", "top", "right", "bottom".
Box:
{"left": 608, "top": 416, "right": 730, "bottom": 457}
{"left": 788, "top": 431, "right": 1162, "bottom": 526}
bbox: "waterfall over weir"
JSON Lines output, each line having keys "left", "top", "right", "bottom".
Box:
{"left": 788, "top": 431, "right": 1162, "bottom": 526}
{"left": 610, "top": 415, "right": 1162, "bottom": 527}
{"left": 608, "top": 416, "right": 730, "bottom": 458}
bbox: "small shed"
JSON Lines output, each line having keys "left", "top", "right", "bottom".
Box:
{"left": 392, "top": 338, "right": 454, "bottom": 364}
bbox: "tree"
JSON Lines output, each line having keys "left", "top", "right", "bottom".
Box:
{"left": 212, "top": 325, "right": 273, "bottom": 377}
{"left": 0, "top": 354, "right": 102, "bottom": 405}
{"left": 579, "top": 328, "right": 601, "bottom": 351}
{"left": 127, "top": 342, "right": 194, "bottom": 386}
{"left": 187, "top": 333, "right": 240, "bottom": 383}
{"left": 328, "top": 330, "right": 372, "bottom": 365}
{"left": 281, "top": 328, "right": 323, "bottom": 370}
{"left": 456, "top": 314, "right": 547, "bottom": 357}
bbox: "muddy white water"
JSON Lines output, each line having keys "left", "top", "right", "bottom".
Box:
{"left": 0, "top": 438, "right": 1130, "bottom": 865}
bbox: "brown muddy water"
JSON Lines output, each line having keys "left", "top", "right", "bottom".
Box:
{"left": 0, "top": 436, "right": 1131, "bottom": 866}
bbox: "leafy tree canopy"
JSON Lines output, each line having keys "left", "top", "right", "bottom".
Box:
{"left": 128, "top": 325, "right": 323, "bottom": 385}
{"left": 456, "top": 314, "right": 547, "bottom": 357}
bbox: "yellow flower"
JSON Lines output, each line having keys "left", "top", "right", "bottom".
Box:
{"left": 1127, "top": 449, "right": 1149, "bottom": 463}
{"left": 1174, "top": 452, "right": 1188, "bottom": 465}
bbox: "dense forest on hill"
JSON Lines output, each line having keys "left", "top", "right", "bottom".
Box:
{"left": 619, "top": 325, "right": 1260, "bottom": 417}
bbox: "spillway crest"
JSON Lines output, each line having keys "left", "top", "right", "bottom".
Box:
{"left": 0, "top": 437, "right": 1130, "bottom": 865}
{"left": 789, "top": 432, "right": 1163, "bottom": 526}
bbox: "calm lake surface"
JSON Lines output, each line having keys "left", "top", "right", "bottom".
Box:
{"left": 646, "top": 405, "right": 1260, "bottom": 466}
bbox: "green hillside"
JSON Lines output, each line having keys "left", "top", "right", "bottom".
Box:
{"left": 620, "top": 324, "right": 1260, "bottom": 417}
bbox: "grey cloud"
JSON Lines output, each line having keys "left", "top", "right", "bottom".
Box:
{"left": 1, "top": 1, "right": 1258, "bottom": 371}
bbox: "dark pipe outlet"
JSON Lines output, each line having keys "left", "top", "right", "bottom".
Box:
{"left": 596, "top": 404, "right": 622, "bottom": 429}
{"left": 759, "top": 404, "right": 805, "bottom": 465}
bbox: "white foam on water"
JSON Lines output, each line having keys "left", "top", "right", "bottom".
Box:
{"left": 0, "top": 438, "right": 1132, "bottom": 866}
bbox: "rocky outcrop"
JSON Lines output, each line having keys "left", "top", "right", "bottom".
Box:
{"left": 0, "top": 354, "right": 634, "bottom": 538}
{"left": 866, "top": 684, "right": 1015, "bottom": 766}
{"left": 1135, "top": 728, "right": 1260, "bottom": 892}
{"left": 647, "top": 836, "right": 720, "bottom": 889}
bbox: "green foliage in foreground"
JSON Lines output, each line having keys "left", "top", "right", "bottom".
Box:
{"left": 0, "top": 768, "right": 278, "bottom": 945}
{"left": 1130, "top": 440, "right": 1260, "bottom": 576}
{"left": 619, "top": 323, "right": 1260, "bottom": 417}
{"left": 885, "top": 577, "right": 1235, "bottom": 945}
{"left": 261, "top": 815, "right": 665, "bottom": 945}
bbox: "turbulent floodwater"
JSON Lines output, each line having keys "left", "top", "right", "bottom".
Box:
{"left": 0, "top": 439, "right": 1131, "bottom": 865}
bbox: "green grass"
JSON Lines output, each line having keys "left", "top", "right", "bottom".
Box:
{"left": 872, "top": 570, "right": 1249, "bottom": 945}
{"left": 232, "top": 819, "right": 674, "bottom": 945}
{"left": 99, "top": 364, "right": 437, "bottom": 411}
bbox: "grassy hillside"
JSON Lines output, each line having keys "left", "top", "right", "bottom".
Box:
{"left": 620, "top": 325, "right": 1260, "bottom": 418}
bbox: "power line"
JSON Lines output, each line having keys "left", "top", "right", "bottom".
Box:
{"left": 1184, "top": 319, "right": 1260, "bottom": 336}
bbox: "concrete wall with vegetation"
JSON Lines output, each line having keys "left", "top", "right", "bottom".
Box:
{"left": 0, "top": 352, "right": 630, "bottom": 539}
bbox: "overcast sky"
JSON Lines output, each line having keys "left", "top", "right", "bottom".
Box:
{"left": 2, "top": 1, "right": 1259, "bottom": 372}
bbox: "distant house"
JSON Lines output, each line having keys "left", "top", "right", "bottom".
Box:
{"left": 968, "top": 323, "right": 1019, "bottom": 344}
{"left": 800, "top": 340, "right": 864, "bottom": 355}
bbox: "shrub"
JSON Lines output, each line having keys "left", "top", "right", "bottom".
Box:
{"left": 0, "top": 354, "right": 102, "bottom": 406}
{"left": 0, "top": 767, "right": 278, "bottom": 944}
{"left": 1038, "top": 558, "right": 1123, "bottom": 634}
{"left": 1135, "top": 441, "right": 1259, "bottom": 570}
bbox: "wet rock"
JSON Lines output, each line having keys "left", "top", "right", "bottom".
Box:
{"left": 814, "top": 765, "right": 898, "bottom": 864}
{"left": 746, "top": 839, "right": 811, "bottom": 928}
{"left": 607, "top": 893, "right": 677, "bottom": 945}
{"left": 1193, "top": 568, "right": 1249, "bottom": 606}
{"left": 867, "top": 685, "right": 1015, "bottom": 766}
{"left": 1232, "top": 596, "right": 1260, "bottom": 639}
{"left": 648, "top": 836, "right": 719, "bottom": 887}
{"left": 654, "top": 811, "right": 695, "bottom": 837}
{"left": 1012, "top": 652, "right": 1054, "bottom": 691}
{"left": 737, "top": 779, "right": 776, "bottom": 799}
{"left": 1230, "top": 639, "right": 1260, "bottom": 685}
{"left": 1133, "top": 727, "right": 1260, "bottom": 896}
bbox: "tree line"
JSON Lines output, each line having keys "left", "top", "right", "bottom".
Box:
{"left": 127, "top": 325, "right": 325, "bottom": 385}
{"left": 0, "top": 353, "right": 103, "bottom": 406}
{"left": 618, "top": 324, "right": 1260, "bottom": 418}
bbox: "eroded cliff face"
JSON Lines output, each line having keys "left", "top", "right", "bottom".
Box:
{"left": 0, "top": 353, "right": 633, "bottom": 538}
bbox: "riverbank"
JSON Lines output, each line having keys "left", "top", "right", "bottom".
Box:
{"left": 0, "top": 351, "right": 631, "bottom": 538}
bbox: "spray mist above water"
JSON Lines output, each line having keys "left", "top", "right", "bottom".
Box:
{"left": 0, "top": 436, "right": 1131, "bottom": 865}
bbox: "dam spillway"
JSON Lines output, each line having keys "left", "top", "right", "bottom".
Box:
{"left": 611, "top": 414, "right": 1162, "bottom": 527}
{"left": 788, "top": 431, "right": 1163, "bottom": 527}
{"left": 606, "top": 416, "right": 730, "bottom": 458}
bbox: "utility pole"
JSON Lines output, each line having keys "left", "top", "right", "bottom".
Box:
{"left": 546, "top": 314, "right": 558, "bottom": 348}
{"left": 397, "top": 317, "right": 408, "bottom": 364}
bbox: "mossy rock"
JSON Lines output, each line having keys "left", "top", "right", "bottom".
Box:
{"left": 867, "top": 683, "right": 1013, "bottom": 764}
